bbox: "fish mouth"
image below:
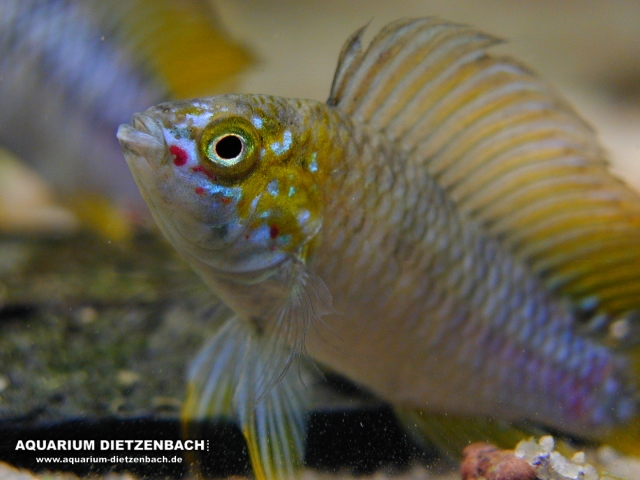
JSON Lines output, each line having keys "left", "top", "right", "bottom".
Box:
{"left": 117, "top": 114, "right": 166, "bottom": 163}
{"left": 131, "top": 113, "right": 163, "bottom": 138}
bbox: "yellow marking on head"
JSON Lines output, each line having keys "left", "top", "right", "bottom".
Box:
{"left": 195, "top": 106, "right": 337, "bottom": 256}
{"left": 176, "top": 105, "right": 205, "bottom": 117}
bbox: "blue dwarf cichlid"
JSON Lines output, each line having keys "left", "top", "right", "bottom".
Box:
{"left": 118, "top": 18, "right": 640, "bottom": 479}
{"left": 0, "top": 0, "right": 251, "bottom": 227}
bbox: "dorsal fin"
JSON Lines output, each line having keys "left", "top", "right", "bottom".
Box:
{"left": 328, "top": 18, "right": 640, "bottom": 319}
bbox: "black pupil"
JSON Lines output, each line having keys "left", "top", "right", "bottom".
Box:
{"left": 215, "top": 135, "right": 243, "bottom": 159}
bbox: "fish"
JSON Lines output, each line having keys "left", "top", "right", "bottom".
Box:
{"left": 117, "top": 18, "right": 640, "bottom": 479}
{"left": 0, "top": 0, "right": 251, "bottom": 231}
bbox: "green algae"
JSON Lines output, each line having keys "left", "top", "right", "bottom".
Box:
{"left": 0, "top": 232, "right": 223, "bottom": 423}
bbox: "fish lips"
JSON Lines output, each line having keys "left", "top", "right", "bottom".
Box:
{"left": 117, "top": 114, "right": 167, "bottom": 168}
{"left": 117, "top": 114, "right": 171, "bottom": 218}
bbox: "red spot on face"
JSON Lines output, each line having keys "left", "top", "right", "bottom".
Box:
{"left": 194, "top": 187, "right": 205, "bottom": 196}
{"left": 245, "top": 234, "right": 250, "bottom": 240}
{"left": 269, "top": 224, "right": 279, "bottom": 239}
{"left": 220, "top": 196, "right": 231, "bottom": 205}
{"left": 170, "top": 145, "right": 188, "bottom": 166}
{"left": 191, "top": 165, "right": 217, "bottom": 181}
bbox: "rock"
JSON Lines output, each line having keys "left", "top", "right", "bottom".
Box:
{"left": 461, "top": 442, "right": 536, "bottom": 480}
{"left": 514, "top": 436, "right": 599, "bottom": 480}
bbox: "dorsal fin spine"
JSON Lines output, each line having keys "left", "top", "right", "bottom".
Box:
{"left": 354, "top": 25, "right": 487, "bottom": 121}
{"left": 337, "top": 19, "right": 443, "bottom": 109}
{"left": 373, "top": 37, "right": 499, "bottom": 134}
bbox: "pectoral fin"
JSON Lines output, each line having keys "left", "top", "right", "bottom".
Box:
{"left": 182, "top": 318, "right": 313, "bottom": 479}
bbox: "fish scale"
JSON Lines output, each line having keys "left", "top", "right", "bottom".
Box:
{"left": 316, "top": 120, "right": 599, "bottom": 421}
{"left": 283, "top": 104, "right": 631, "bottom": 435}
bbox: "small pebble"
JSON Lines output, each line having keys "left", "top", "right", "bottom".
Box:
{"left": 539, "top": 435, "right": 555, "bottom": 453}
{"left": 461, "top": 442, "right": 537, "bottom": 480}
{"left": 571, "top": 451, "right": 585, "bottom": 464}
{"left": 597, "top": 446, "right": 640, "bottom": 479}
{"left": 117, "top": 370, "right": 141, "bottom": 388}
{"left": 109, "top": 397, "right": 131, "bottom": 413}
{"left": 515, "top": 436, "right": 600, "bottom": 480}
{"left": 151, "top": 396, "right": 183, "bottom": 411}
{"left": 76, "top": 306, "right": 98, "bottom": 324}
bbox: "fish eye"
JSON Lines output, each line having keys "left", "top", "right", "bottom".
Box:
{"left": 198, "top": 117, "right": 259, "bottom": 179}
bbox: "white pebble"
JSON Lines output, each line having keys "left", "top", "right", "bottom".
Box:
{"left": 539, "top": 435, "right": 555, "bottom": 453}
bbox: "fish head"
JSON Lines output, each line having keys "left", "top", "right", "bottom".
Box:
{"left": 117, "top": 94, "right": 324, "bottom": 280}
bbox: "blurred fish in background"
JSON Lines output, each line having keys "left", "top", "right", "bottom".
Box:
{"left": 0, "top": 0, "right": 252, "bottom": 237}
